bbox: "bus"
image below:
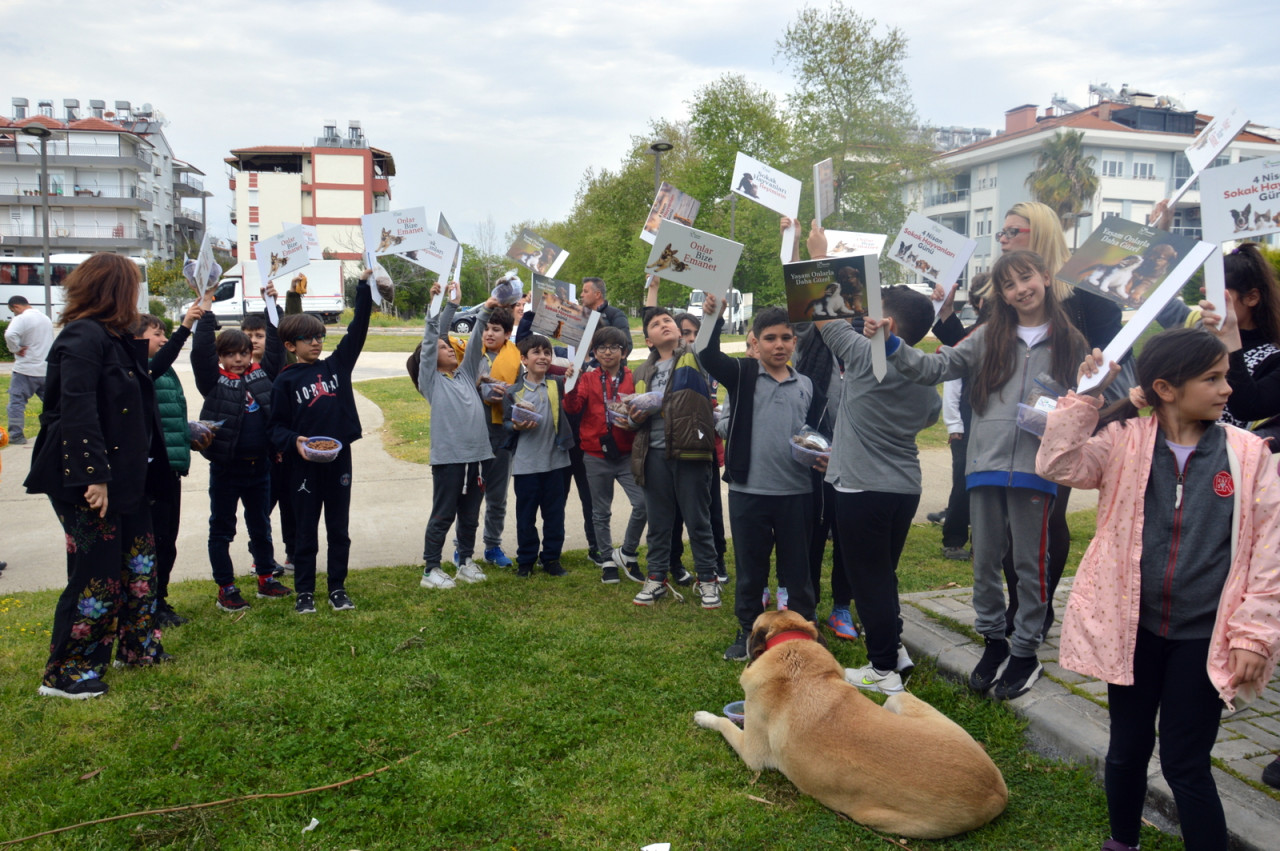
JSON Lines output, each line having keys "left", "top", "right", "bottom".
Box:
{"left": 0, "top": 254, "right": 149, "bottom": 320}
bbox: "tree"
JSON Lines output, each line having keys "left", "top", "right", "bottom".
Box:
{"left": 1025, "top": 130, "right": 1099, "bottom": 226}
{"left": 776, "top": 3, "right": 938, "bottom": 236}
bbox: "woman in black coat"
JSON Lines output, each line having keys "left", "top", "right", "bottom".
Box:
{"left": 25, "top": 253, "right": 168, "bottom": 699}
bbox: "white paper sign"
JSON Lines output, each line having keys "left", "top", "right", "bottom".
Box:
{"left": 731, "top": 151, "right": 801, "bottom": 261}
{"left": 888, "top": 212, "right": 977, "bottom": 310}
{"left": 824, "top": 230, "right": 886, "bottom": 257}
{"left": 1166, "top": 107, "right": 1249, "bottom": 210}
{"left": 1078, "top": 241, "right": 1217, "bottom": 394}
{"left": 255, "top": 225, "right": 311, "bottom": 286}
{"left": 361, "top": 207, "right": 432, "bottom": 258}
{"left": 813, "top": 157, "right": 835, "bottom": 223}
{"left": 283, "top": 222, "right": 323, "bottom": 260}
{"left": 194, "top": 230, "right": 217, "bottom": 295}
{"left": 863, "top": 255, "right": 886, "bottom": 381}
{"left": 399, "top": 232, "right": 460, "bottom": 279}
{"left": 645, "top": 219, "right": 744, "bottom": 352}
{"left": 566, "top": 311, "right": 600, "bottom": 393}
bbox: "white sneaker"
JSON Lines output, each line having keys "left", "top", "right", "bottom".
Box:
{"left": 896, "top": 644, "right": 915, "bottom": 673}
{"left": 632, "top": 578, "right": 667, "bottom": 606}
{"left": 695, "top": 580, "right": 722, "bottom": 609}
{"left": 420, "top": 567, "right": 456, "bottom": 589}
{"left": 844, "top": 664, "right": 905, "bottom": 695}
{"left": 454, "top": 558, "right": 487, "bottom": 584}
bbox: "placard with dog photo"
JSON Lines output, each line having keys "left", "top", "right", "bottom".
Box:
{"left": 506, "top": 228, "right": 569, "bottom": 277}
{"left": 640, "top": 181, "right": 702, "bottom": 245}
{"left": 361, "top": 207, "right": 432, "bottom": 259}
{"left": 888, "top": 212, "right": 977, "bottom": 291}
{"left": 530, "top": 273, "right": 574, "bottom": 313}
{"left": 823, "top": 230, "right": 886, "bottom": 257}
{"left": 283, "top": 222, "right": 324, "bottom": 260}
{"left": 646, "top": 219, "right": 744, "bottom": 350}
{"left": 530, "top": 288, "right": 594, "bottom": 348}
{"left": 1199, "top": 155, "right": 1280, "bottom": 243}
{"left": 783, "top": 254, "right": 873, "bottom": 324}
{"left": 731, "top": 151, "right": 802, "bottom": 261}
{"left": 1057, "top": 218, "right": 1200, "bottom": 309}
{"left": 255, "top": 225, "right": 311, "bottom": 286}
{"left": 813, "top": 157, "right": 835, "bottom": 223}
{"left": 1185, "top": 106, "right": 1248, "bottom": 175}
{"left": 399, "top": 231, "right": 460, "bottom": 279}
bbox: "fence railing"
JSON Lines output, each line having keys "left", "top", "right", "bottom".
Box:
{"left": 174, "top": 207, "right": 204, "bottom": 223}
{"left": 0, "top": 223, "right": 143, "bottom": 239}
{"left": 176, "top": 172, "right": 204, "bottom": 191}
{"left": 925, "top": 188, "right": 969, "bottom": 206}
{"left": 0, "top": 182, "right": 143, "bottom": 199}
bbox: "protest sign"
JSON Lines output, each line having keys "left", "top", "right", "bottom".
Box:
{"left": 813, "top": 158, "right": 835, "bottom": 223}
{"left": 783, "top": 253, "right": 886, "bottom": 379}
{"left": 644, "top": 219, "right": 744, "bottom": 352}
{"left": 192, "top": 230, "right": 218, "bottom": 296}
{"left": 283, "top": 222, "right": 324, "bottom": 260}
{"left": 824, "top": 230, "right": 886, "bottom": 257}
{"left": 255, "top": 225, "right": 310, "bottom": 288}
{"left": 1163, "top": 106, "right": 1248, "bottom": 210}
{"left": 888, "top": 213, "right": 977, "bottom": 312}
{"left": 1057, "top": 218, "right": 1201, "bottom": 310}
{"left": 1198, "top": 154, "right": 1280, "bottom": 306}
{"left": 531, "top": 289, "right": 593, "bottom": 348}
{"left": 507, "top": 228, "right": 568, "bottom": 277}
{"left": 361, "top": 207, "right": 432, "bottom": 258}
{"left": 641, "top": 181, "right": 701, "bottom": 245}
{"left": 730, "top": 151, "right": 802, "bottom": 261}
{"left": 399, "top": 231, "right": 460, "bottom": 278}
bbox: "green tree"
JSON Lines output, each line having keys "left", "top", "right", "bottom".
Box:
{"left": 776, "top": 2, "right": 937, "bottom": 236}
{"left": 1025, "top": 130, "right": 1100, "bottom": 226}
{"left": 145, "top": 256, "right": 191, "bottom": 319}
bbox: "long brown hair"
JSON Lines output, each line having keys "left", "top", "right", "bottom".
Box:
{"left": 970, "top": 250, "right": 1087, "bottom": 415}
{"left": 1225, "top": 242, "right": 1280, "bottom": 345}
{"left": 59, "top": 253, "right": 140, "bottom": 334}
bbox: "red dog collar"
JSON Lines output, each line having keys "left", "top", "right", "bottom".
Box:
{"left": 765, "top": 629, "right": 815, "bottom": 650}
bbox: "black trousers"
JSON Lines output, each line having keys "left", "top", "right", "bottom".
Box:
{"left": 729, "top": 490, "right": 815, "bottom": 632}
{"left": 563, "top": 445, "right": 598, "bottom": 556}
{"left": 807, "top": 476, "right": 851, "bottom": 610}
{"left": 941, "top": 433, "right": 970, "bottom": 549}
{"left": 289, "top": 445, "right": 353, "bottom": 596}
{"left": 148, "top": 464, "right": 182, "bottom": 602}
{"left": 269, "top": 452, "right": 297, "bottom": 563}
{"left": 1105, "top": 629, "right": 1225, "bottom": 850}
{"left": 423, "top": 460, "right": 485, "bottom": 570}
{"left": 833, "top": 490, "right": 918, "bottom": 671}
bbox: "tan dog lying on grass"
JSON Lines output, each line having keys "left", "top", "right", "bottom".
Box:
{"left": 694, "top": 610, "right": 1008, "bottom": 839}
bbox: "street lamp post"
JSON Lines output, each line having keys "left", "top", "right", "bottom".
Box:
{"left": 20, "top": 125, "right": 55, "bottom": 318}
{"left": 646, "top": 140, "right": 672, "bottom": 194}
{"left": 1063, "top": 211, "right": 1093, "bottom": 250}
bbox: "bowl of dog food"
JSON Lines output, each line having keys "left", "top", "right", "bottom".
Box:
{"left": 303, "top": 436, "right": 343, "bottom": 463}
{"left": 623, "top": 391, "right": 663, "bottom": 418}
{"left": 187, "top": 419, "right": 224, "bottom": 452}
{"left": 479, "top": 377, "right": 508, "bottom": 404}
{"left": 789, "top": 428, "right": 831, "bottom": 466}
{"left": 723, "top": 700, "right": 746, "bottom": 727}
{"left": 511, "top": 400, "right": 543, "bottom": 426}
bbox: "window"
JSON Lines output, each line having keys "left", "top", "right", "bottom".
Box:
{"left": 1100, "top": 199, "right": 1123, "bottom": 220}
{"left": 972, "top": 208, "right": 992, "bottom": 236}
{"left": 1132, "top": 153, "right": 1156, "bottom": 180}
{"left": 1174, "top": 153, "right": 1192, "bottom": 183}
{"left": 1100, "top": 151, "right": 1125, "bottom": 179}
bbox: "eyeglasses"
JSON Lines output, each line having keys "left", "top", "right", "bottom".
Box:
{"left": 595, "top": 345, "right": 623, "bottom": 353}
{"left": 291, "top": 333, "right": 325, "bottom": 344}
{"left": 995, "top": 227, "right": 1030, "bottom": 240}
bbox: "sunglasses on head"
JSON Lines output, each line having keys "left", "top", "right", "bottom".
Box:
{"left": 995, "top": 227, "right": 1030, "bottom": 240}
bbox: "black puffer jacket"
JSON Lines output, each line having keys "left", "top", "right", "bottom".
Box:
{"left": 191, "top": 312, "right": 281, "bottom": 464}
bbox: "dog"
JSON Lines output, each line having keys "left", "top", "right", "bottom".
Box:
{"left": 736, "top": 172, "right": 758, "bottom": 198}
{"left": 896, "top": 240, "right": 910, "bottom": 258}
{"left": 1230, "top": 203, "right": 1252, "bottom": 233}
{"left": 1125, "top": 243, "right": 1179, "bottom": 303}
{"left": 1079, "top": 254, "right": 1142, "bottom": 298}
{"left": 694, "top": 610, "right": 1008, "bottom": 839}
{"left": 646, "top": 243, "right": 688, "bottom": 274}
{"left": 267, "top": 252, "right": 287, "bottom": 277}
{"left": 376, "top": 227, "right": 404, "bottom": 253}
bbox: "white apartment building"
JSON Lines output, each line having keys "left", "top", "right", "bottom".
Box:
{"left": 0, "top": 97, "right": 210, "bottom": 260}
{"left": 225, "top": 121, "right": 395, "bottom": 266}
{"left": 904, "top": 98, "right": 1280, "bottom": 288}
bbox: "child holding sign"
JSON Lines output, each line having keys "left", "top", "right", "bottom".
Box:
{"left": 1039, "top": 329, "right": 1280, "bottom": 851}
{"left": 866, "top": 250, "right": 1088, "bottom": 700}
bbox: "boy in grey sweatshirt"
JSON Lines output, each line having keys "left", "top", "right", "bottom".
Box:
{"left": 418, "top": 282, "right": 498, "bottom": 589}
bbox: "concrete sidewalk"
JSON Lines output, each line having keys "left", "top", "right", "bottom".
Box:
{"left": 900, "top": 580, "right": 1280, "bottom": 850}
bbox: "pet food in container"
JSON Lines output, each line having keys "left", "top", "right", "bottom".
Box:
{"left": 623, "top": 391, "right": 663, "bottom": 417}
{"left": 789, "top": 426, "right": 831, "bottom": 466}
{"left": 302, "top": 436, "right": 343, "bottom": 463}
{"left": 187, "top": 419, "right": 224, "bottom": 452}
{"left": 547, "top": 356, "right": 572, "bottom": 377}
{"left": 511, "top": 400, "right": 543, "bottom": 426}
{"left": 723, "top": 700, "right": 746, "bottom": 727}
{"left": 1016, "top": 373, "right": 1066, "bottom": 437}
{"left": 604, "top": 399, "right": 634, "bottom": 429}
{"left": 479, "top": 377, "right": 508, "bottom": 404}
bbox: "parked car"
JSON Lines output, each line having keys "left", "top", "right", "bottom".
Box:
{"left": 449, "top": 304, "right": 485, "bottom": 335}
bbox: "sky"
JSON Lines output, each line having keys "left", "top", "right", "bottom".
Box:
{"left": 5, "top": 0, "right": 1279, "bottom": 253}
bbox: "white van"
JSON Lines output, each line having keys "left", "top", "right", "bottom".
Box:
{"left": 685, "top": 288, "right": 754, "bottom": 335}
{"left": 201, "top": 260, "right": 346, "bottom": 324}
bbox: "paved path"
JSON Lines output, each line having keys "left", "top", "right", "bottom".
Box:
{"left": 901, "top": 581, "right": 1280, "bottom": 850}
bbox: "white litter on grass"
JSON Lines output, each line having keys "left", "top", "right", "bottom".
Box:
{"left": 302, "top": 818, "right": 319, "bottom": 833}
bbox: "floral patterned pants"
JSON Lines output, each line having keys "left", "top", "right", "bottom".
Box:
{"left": 42, "top": 498, "right": 161, "bottom": 687}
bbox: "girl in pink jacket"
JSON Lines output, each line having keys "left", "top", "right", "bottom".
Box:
{"left": 1037, "top": 327, "right": 1280, "bottom": 851}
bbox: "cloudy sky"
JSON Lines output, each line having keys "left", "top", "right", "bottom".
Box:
{"left": 5, "top": 0, "right": 1278, "bottom": 251}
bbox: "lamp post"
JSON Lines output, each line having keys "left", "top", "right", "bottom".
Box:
{"left": 20, "top": 125, "right": 55, "bottom": 318}
{"left": 1063, "top": 211, "right": 1093, "bottom": 250}
{"left": 645, "top": 140, "right": 672, "bottom": 194}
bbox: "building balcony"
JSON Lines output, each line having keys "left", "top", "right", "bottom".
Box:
{"left": 175, "top": 206, "right": 203, "bottom": 225}
{"left": 924, "top": 188, "right": 970, "bottom": 208}
{"left": 0, "top": 222, "right": 152, "bottom": 249}
{"left": 1171, "top": 226, "right": 1203, "bottom": 240}
{"left": 173, "top": 172, "right": 205, "bottom": 197}
{"left": 0, "top": 182, "right": 152, "bottom": 210}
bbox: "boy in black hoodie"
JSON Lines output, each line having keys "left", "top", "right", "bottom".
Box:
{"left": 269, "top": 270, "right": 372, "bottom": 614}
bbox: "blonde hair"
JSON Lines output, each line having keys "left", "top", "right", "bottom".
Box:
{"left": 1008, "top": 201, "right": 1072, "bottom": 300}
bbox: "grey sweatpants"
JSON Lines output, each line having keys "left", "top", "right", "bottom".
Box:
{"left": 643, "top": 453, "right": 717, "bottom": 582}
{"left": 969, "top": 485, "right": 1054, "bottom": 658}
{"left": 455, "top": 423, "right": 510, "bottom": 553}
{"left": 583, "top": 453, "right": 646, "bottom": 559}
{"left": 7, "top": 371, "right": 44, "bottom": 437}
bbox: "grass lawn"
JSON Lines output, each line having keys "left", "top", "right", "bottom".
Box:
{"left": 323, "top": 334, "right": 422, "bottom": 354}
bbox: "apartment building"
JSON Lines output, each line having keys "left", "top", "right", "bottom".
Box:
{"left": 0, "top": 97, "right": 210, "bottom": 260}
{"left": 225, "top": 121, "right": 395, "bottom": 264}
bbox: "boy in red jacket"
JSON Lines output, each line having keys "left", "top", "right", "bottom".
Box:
{"left": 563, "top": 325, "right": 647, "bottom": 584}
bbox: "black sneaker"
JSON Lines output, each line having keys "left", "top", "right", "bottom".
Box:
{"left": 154, "top": 601, "right": 188, "bottom": 628}
{"left": 968, "top": 638, "right": 1009, "bottom": 693}
{"left": 992, "top": 654, "right": 1042, "bottom": 701}
{"left": 601, "top": 563, "right": 620, "bottom": 584}
{"left": 294, "top": 592, "right": 316, "bottom": 614}
{"left": 257, "top": 576, "right": 293, "bottom": 598}
{"left": 723, "top": 628, "right": 749, "bottom": 661}
{"left": 542, "top": 560, "right": 567, "bottom": 577}
{"left": 715, "top": 561, "right": 729, "bottom": 584}
{"left": 216, "top": 584, "right": 251, "bottom": 612}
{"left": 670, "top": 564, "right": 694, "bottom": 586}
{"left": 328, "top": 589, "right": 355, "bottom": 611}
{"left": 1262, "top": 756, "right": 1280, "bottom": 789}
{"left": 620, "top": 559, "right": 645, "bottom": 584}
{"left": 38, "top": 676, "right": 108, "bottom": 699}
{"left": 516, "top": 563, "right": 534, "bottom": 578}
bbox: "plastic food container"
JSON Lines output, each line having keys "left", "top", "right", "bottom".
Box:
{"left": 511, "top": 404, "right": 543, "bottom": 426}
{"left": 302, "top": 436, "right": 343, "bottom": 463}
{"left": 723, "top": 700, "right": 746, "bottom": 727}
{"left": 480, "top": 378, "right": 508, "bottom": 404}
{"left": 624, "top": 391, "right": 663, "bottom": 415}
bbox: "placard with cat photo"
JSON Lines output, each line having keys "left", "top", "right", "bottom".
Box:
{"left": 506, "top": 228, "right": 569, "bottom": 277}
{"left": 1057, "top": 218, "right": 1200, "bottom": 309}
{"left": 361, "top": 207, "right": 432, "bottom": 259}
{"left": 1198, "top": 155, "right": 1280, "bottom": 243}
{"left": 641, "top": 181, "right": 701, "bottom": 245}
{"left": 255, "top": 225, "right": 311, "bottom": 286}
{"left": 888, "top": 212, "right": 977, "bottom": 294}
{"left": 823, "top": 230, "right": 886, "bottom": 257}
{"left": 783, "top": 254, "right": 873, "bottom": 324}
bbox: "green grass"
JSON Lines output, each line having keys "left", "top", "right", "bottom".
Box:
{"left": 323, "top": 333, "right": 422, "bottom": 354}
{"left": 0, "top": 547, "right": 1183, "bottom": 850}
{"left": 355, "top": 377, "right": 432, "bottom": 464}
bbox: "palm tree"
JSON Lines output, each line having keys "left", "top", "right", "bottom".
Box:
{"left": 1024, "top": 130, "right": 1100, "bottom": 227}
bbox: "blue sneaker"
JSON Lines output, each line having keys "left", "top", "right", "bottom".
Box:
{"left": 484, "top": 546, "right": 513, "bottom": 568}
{"left": 827, "top": 607, "right": 858, "bottom": 641}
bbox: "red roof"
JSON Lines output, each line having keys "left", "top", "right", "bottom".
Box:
{"left": 14, "top": 115, "right": 65, "bottom": 131}
{"left": 68, "top": 117, "right": 130, "bottom": 133}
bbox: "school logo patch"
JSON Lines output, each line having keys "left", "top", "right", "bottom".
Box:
{"left": 340, "top": 473, "right": 351, "bottom": 487}
{"left": 1213, "top": 471, "right": 1234, "bottom": 497}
